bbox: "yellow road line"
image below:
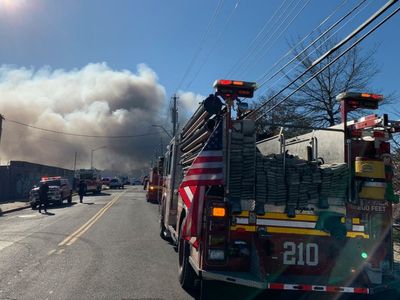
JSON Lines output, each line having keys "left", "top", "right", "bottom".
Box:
{"left": 58, "top": 192, "right": 124, "bottom": 246}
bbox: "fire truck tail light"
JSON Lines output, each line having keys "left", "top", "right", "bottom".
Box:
{"left": 211, "top": 207, "right": 226, "bottom": 217}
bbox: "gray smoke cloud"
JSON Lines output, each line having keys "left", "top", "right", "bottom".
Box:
{"left": 0, "top": 63, "right": 170, "bottom": 175}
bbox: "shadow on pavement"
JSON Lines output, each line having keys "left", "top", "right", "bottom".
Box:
{"left": 83, "top": 192, "right": 111, "bottom": 197}
{"left": 82, "top": 202, "right": 94, "bottom": 205}
{"left": 41, "top": 211, "right": 55, "bottom": 216}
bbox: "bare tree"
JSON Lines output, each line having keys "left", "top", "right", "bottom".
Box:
{"left": 284, "top": 35, "right": 383, "bottom": 127}
{"left": 253, "top": 91, "right": 312, "bottom": 140}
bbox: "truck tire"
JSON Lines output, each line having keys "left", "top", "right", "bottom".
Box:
{"left": 159, "top": 203, "right": 172, "bottom": 242}
{"left": 178, "top": 226, "right": 197, "bottom": 291}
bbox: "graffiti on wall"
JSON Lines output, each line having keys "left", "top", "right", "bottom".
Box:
{"left": 15, "top": 173, "right": 39, "bottom": 199}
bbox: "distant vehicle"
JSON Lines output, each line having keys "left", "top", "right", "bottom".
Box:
{"left": 29, "top": 176, "right": 72, "bottom": 209}
{"left": 146, "top": 163, "right": 163, "bottom": 203}
{"left": 76, "top": 169, "right": 102, "bottom": 194}
{"left": 101, "top": 177, "right": 111, "bottom": 187}
{"left": 123, "top": 177, "right": 130, "bottom": 185}
{"left": 109, "top": 178, "right": 124, "bottom": 189}
{"left": 130, "top": 178, "right": 142, "bottom": 185}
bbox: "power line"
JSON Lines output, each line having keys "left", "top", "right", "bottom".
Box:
{"left": 239, "top": 0, "right": 313, "bottom": 78}
{"left": 257, "top": 0, "right": 370, "bottom": 91}
{"left": 175, "top": 0, "right": 225, "bottom": 92}
{"left": 185, "top": 0, "right": 242, "bottom": 89}
{"left": 230, "top": 0, "right": 304, "bottom": 78}
{"left": 247, "top": 0, "right": 400, "bottom": 121}
{"left": 4, "top": 117, "right": 161, "bottom": 139}
{"left": 225, "top": 0, "right": 290, "bottom": 78}
{"left": 254, "top": 0, "right": 349, "bottom": 85}
{"left": 257, "top": 5, "right": 400, "bottom": 122}
{"left": 258, "top": 0, "right": 373, "bottom": 98}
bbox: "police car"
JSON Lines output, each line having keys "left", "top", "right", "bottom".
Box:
{"left": 29, "top": 176, "right": 73, "bottom": 209}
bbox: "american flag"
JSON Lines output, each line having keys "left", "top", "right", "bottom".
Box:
{"left": 179, "top": 121, "right": 224, "bottom": 246}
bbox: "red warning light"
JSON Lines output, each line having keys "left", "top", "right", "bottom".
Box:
{"left": 219, "top": 80, "right": 232, "bottom": 85}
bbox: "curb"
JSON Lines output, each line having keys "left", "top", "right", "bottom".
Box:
{"left": 0, "top": 204, "right": 31, "bottom": 215}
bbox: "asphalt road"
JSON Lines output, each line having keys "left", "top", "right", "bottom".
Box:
{"left": 0, "top": 186, "right": 191, "bottom": 300}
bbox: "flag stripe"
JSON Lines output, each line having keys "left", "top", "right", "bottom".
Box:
{"left": 194, "top": 156, "right": 223, "bottom": 163}
{"left": 182, "top": 174, "right": 223, "bottom": 182}
{"left": 191, "top": 162, "right": 223, "bottom": 169}
{"left": 194, "top": 150, "right": 222, "bottom": 157}
{"left": 178, "top": 121, "right": 224, "bottom": 249}
{"left": 186, "top": 168, "right": 223, "bottom": 176}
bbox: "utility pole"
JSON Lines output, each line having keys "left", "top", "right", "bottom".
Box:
{"left": 73, "top": 152, "right": 77, "bottom": 172}
{"left": 160, "top": 136, "right": 164, "bottom": 156}
{"left": 0, "top": 114, "right": 4, "bottom": 145}
{"left": 171, "top": 94, "right": 178, "bottom": 137}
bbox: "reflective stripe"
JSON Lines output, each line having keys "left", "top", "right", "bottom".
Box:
{"left": 257, "top": 219, "right": 316, "bottom": 229}
{"left": 268, "top": 283, "right": 369, "bottom": 294}
{"left": 352, "top": 225, "right": 365, "bottom": 232}
{"left": 236, "top": 217, "right": 249, "bottom": 225}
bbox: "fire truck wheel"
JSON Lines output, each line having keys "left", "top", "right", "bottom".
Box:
{"left": 159, "top": 222, "right": 170, "bottom": 241}
{"left": 178, "top": 229, "right": 197, "bottom": 291}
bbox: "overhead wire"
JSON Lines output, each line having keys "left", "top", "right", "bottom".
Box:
{"left": 240, "top": 0, "right": 313, "bottom": 78}
{"left": 185, "top": 0, "right": 242, "bottom": 89}
{"left": 246, "top": 1, "right": 400, "bottom": 120}
{"left": 225, "top": 0, "right": 292, "bottom": 78}
{"left": 250, "top": 1, "right": 400, "bottom": 122}
{"left": 175, "top": 0, "right": 225, "bottom": 92}
{"left": 254, "top": 0, "right": 349, "bottom": 85}
{"left": 4, "top": 117, "right": 161, "bottom": 139}
{"left": 230, "top": 0, "right": 305, "bottom": 78}
{"left": 257, "top": 0, "right": 373, "bottom": 101}
{"left": 257, "top": 0, "right": 370, "bottom": 91}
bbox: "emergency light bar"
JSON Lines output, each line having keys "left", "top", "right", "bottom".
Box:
{"left": 213, "top": 79, "right": 257, "bottom": 98}
{"left": 336, "top": 92, "right": 383, "bottom": 110}
{"left": 41, "top": 176, "right": 61, "bottom": 181}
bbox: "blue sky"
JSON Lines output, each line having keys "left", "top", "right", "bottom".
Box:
{"left": 0, "top": 0, "right": 399, "bottom": 171}
{"left": 0, "top": 0, "right": 399, "bottom": 106}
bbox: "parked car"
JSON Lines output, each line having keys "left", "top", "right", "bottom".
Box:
{"left": 131, "top": 178, "right": 142, "bottom": 185}
{"left": 29, "top": 176, "right": 72, "bottom": 209}
{"left": 109, "top": 178, "right": 124, "bottom": 189}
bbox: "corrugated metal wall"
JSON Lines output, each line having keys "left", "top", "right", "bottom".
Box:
{"left": 0, "top": 161, "right": 74, "bottom": 202}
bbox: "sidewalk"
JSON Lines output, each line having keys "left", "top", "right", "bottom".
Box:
{"left": 0, "top": 200, "right": 30, "bottom": 215}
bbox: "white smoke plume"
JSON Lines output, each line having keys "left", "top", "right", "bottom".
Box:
{"left": 177, "top": 91, "right": 206, "bottom": 128}
{"left": 0, "top": 63, "right": 167, "bottom": 175}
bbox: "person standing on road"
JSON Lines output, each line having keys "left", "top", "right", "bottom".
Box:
{"left": 143, "top": 175, "right": 149, "bottom": 190}
{"left": 78, "top": 180, "right": 86, "bottom": 203}
{"left": 38, "top": 181, "right": 49, "bottom": 214}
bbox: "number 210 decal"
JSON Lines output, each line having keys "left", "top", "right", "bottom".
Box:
{"left": 283, "top": 241, "right": 319, "bottom": 266}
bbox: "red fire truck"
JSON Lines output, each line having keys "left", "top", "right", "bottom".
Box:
{"left": 146, "top": 157, "right": 164, "bottom": 203}
{"left": 76, "top": 169, "right": 102, "bottom": 194}
{"left": 159, "top": 80, "right": 400, "bottom": 299}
